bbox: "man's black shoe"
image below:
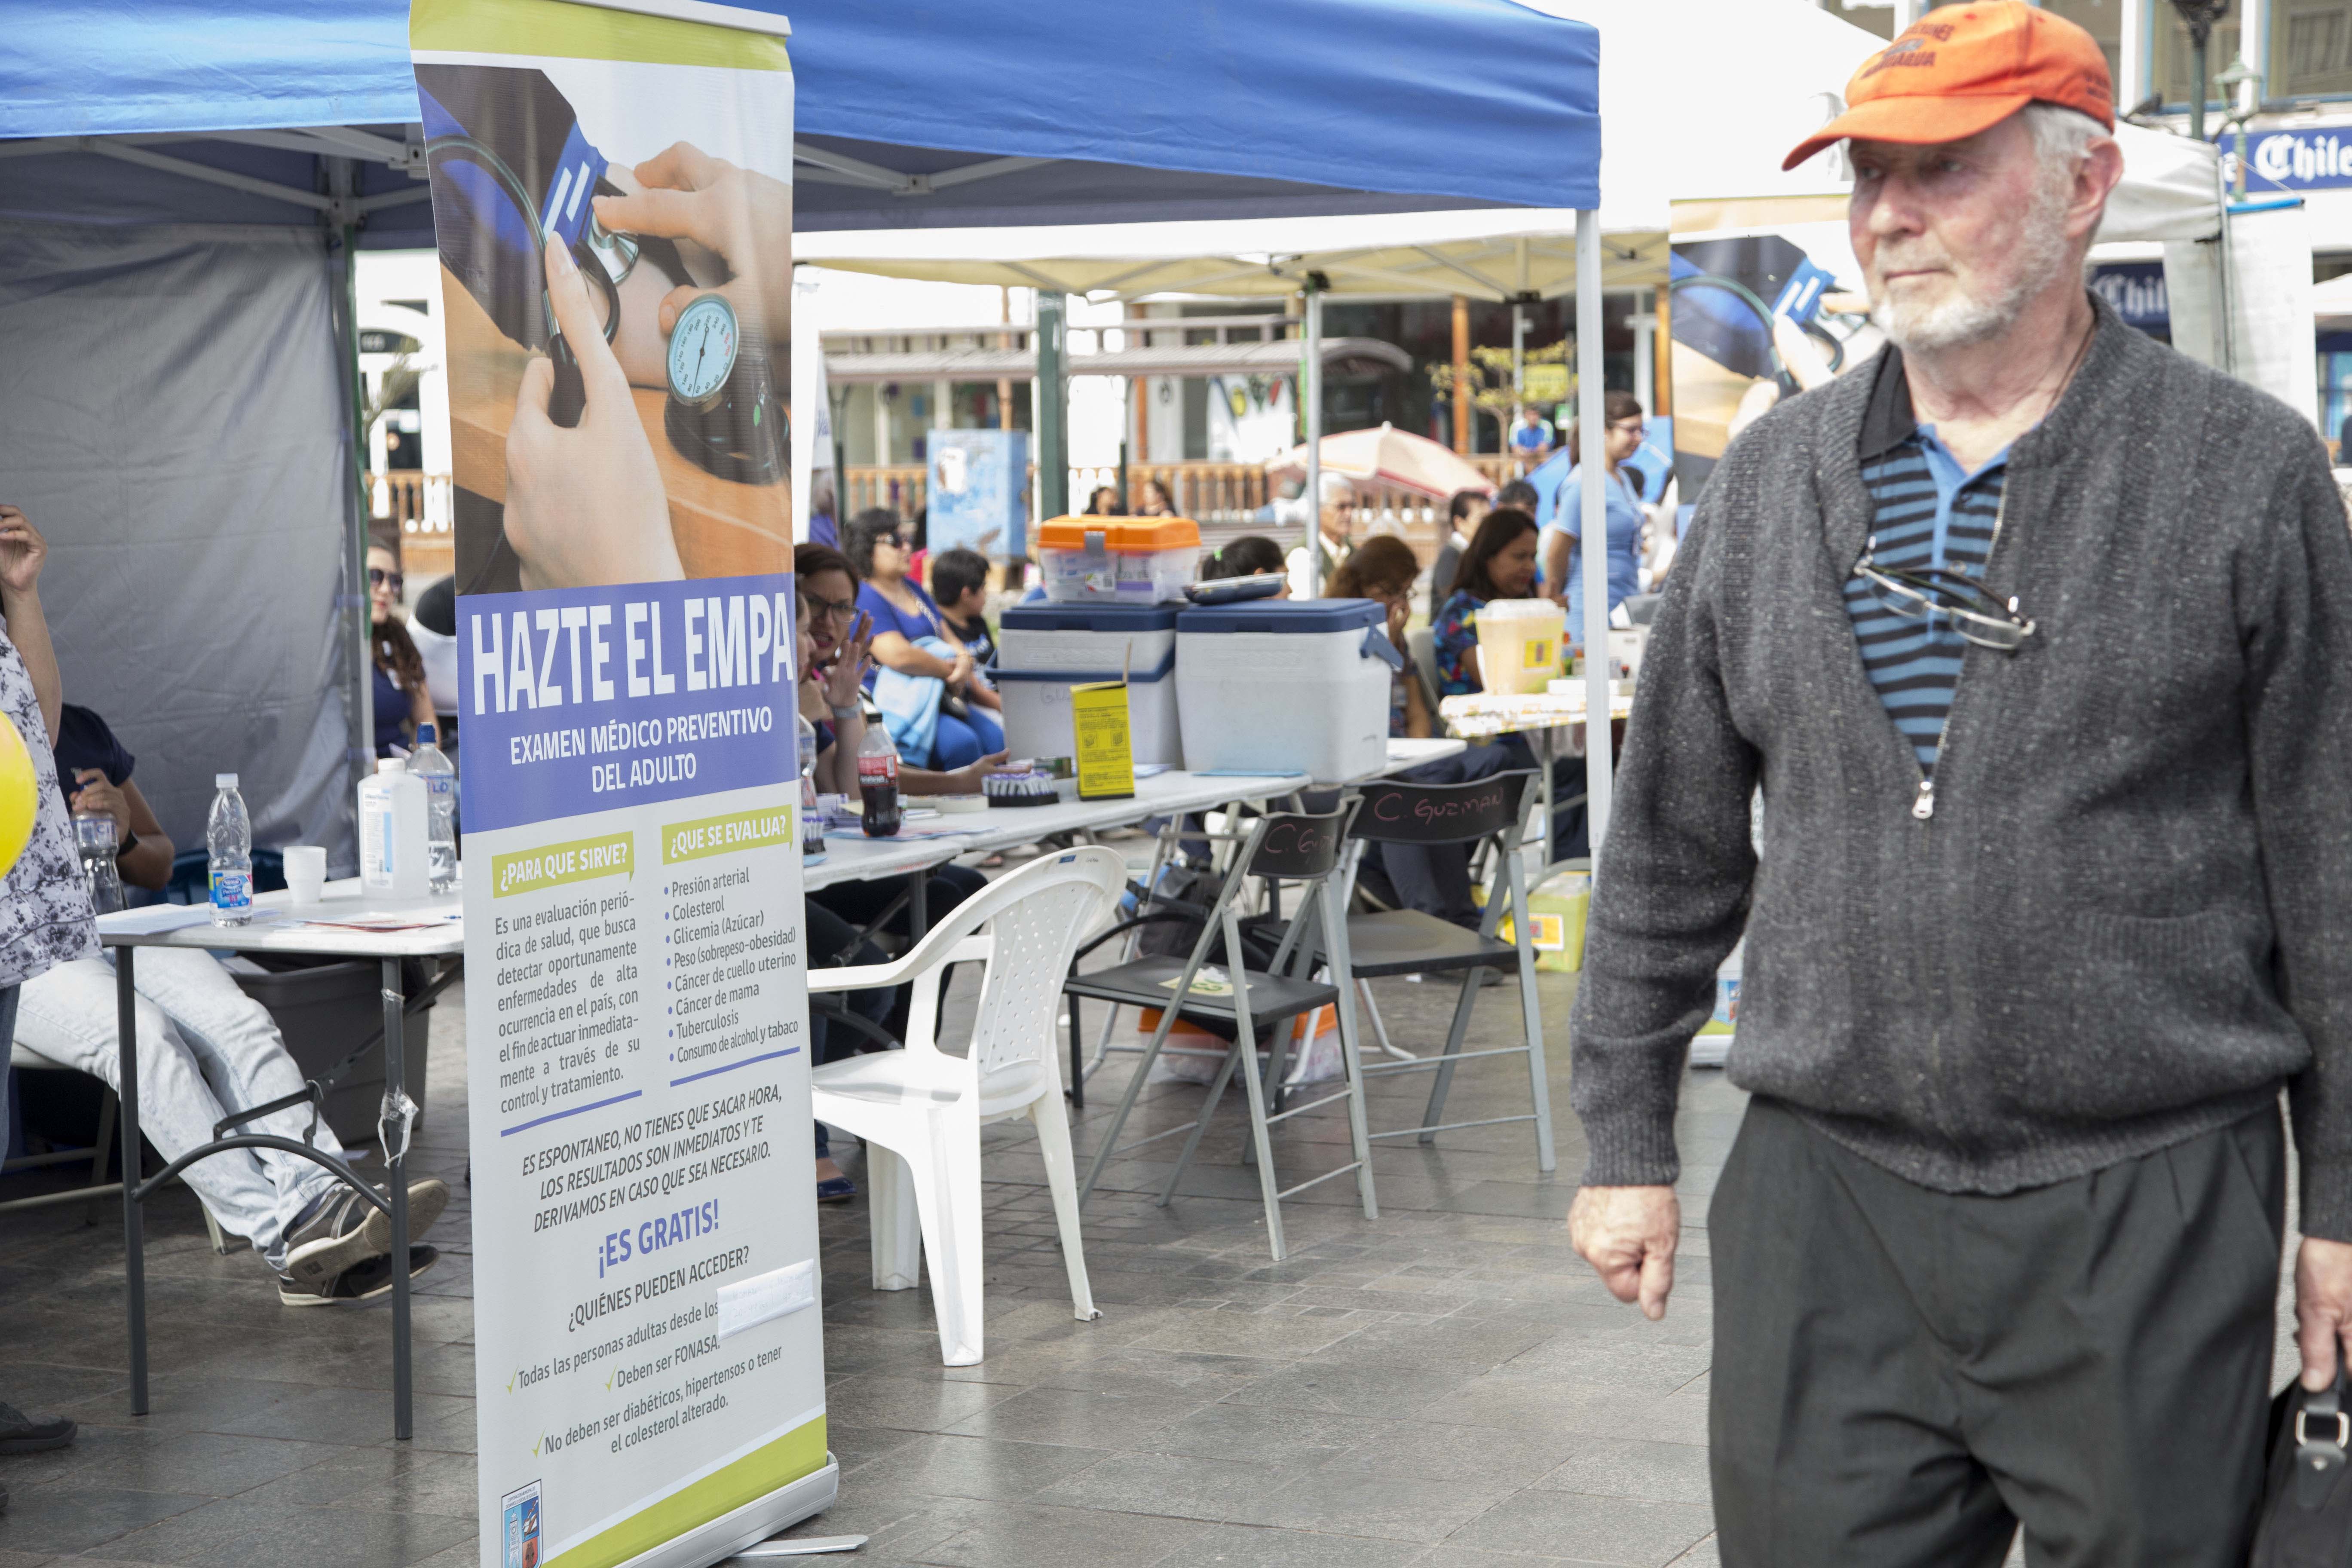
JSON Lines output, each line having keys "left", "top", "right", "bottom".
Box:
{"left": 0, "top": 1401, "right": 77, "bottom": 1454}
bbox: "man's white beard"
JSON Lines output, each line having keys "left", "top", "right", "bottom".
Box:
{"left": 1871, "top": 187, "right": 2072, "bottom": 353}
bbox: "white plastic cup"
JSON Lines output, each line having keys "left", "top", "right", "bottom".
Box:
{"left": 284, "top": 845, "right": 327, "bottom": 905}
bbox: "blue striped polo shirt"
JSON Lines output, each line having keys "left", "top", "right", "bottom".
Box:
{"left": 1844, "top": 355, "right": 2009, "bottom": 777}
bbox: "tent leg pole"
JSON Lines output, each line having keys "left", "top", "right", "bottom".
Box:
{"left": 332, "top": 160, "right": 375, "bottom": 850}
{"left": 1036, "top": 291, "right": 1069, "bottom": 520}
{"left": 1303, "top": 284, "right": 1323, "bottom": 596}
{"left": 1576, "top": 209, "right": 1613, "bottom": 867}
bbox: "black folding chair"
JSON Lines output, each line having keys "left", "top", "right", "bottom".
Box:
{"left": 1322, "top": 769, "right": 1556, "bottom": 1171}
{"left": 1068, "top": 802, "right": 1375, "bottom": 1260}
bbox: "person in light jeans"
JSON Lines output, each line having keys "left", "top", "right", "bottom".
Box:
{"left": 12, "top": 948, "right": 440, "bottom": 1295}
{"left": 12, "top": 698, "right": 448, "bottom": 1305}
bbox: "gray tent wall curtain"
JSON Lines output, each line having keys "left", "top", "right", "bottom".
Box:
{"left": 0, "top": 222, "right": 354, "bottom": 871}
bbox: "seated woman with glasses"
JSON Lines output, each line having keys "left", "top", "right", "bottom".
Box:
{"left": 787, "top": 561, "right": 995, "bottom": 1198}
{"left": 839, "top": 509, "right": 1005, "bottom": 770}
{"left": 1538, "top": 392, "right": 1649, "bottom": 646}
{"left": 1331, "top": 538, "right": 1512, "bottom": 926}
{"left": 368, "top": 545, "right": 435, "bottom": 758}
{"left": 792, "top": 540, "right": 1000, "bottom": 928}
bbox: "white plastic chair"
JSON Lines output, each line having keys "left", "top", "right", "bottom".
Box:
{"left": 808, "top": 846, "right": 1126, "bottom": 1366}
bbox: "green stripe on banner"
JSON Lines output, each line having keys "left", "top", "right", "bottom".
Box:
{"left": 543, "top": 1415, "right": 827, "bottom": 1568}
{"left": 411, "top": 0, "right": 791, "bottom": 70}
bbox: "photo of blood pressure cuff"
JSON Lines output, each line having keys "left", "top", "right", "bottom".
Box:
{"left": 416, "top": 63, "right": 686, "bottom": 354}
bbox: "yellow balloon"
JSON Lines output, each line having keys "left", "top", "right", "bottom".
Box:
{"left": 0, "top": 711, "right": 37, "bottom": 881}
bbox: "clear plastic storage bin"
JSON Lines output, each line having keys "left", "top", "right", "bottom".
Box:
{"left": 1038, "top": 516, "right": 1201, "bottom": 605}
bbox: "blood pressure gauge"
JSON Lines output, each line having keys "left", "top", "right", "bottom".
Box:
{"left": 665, "top": 294, "right": 739, "bottom": 413}
{"left": 662, "top": 290, "right": 784, "bottom": 487}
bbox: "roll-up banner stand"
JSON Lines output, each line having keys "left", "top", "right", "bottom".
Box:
{"left": 408, "top": 3, "right": 830, "bottom": 1566}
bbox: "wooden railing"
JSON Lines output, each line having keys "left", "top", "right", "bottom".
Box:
{"left": 842, "top": 461, "right": 1457, "bottom": 568}
{"left": 371, "top": 459, "right": 1507, "bottom": 589}
{"left": 368, "top": 472, "right": 456, "bottom": 584}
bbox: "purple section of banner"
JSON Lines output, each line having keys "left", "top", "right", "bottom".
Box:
{"left": 455, "top": 573, "right": 796, "bottom": 834}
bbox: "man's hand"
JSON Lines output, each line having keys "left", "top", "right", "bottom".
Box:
{"left": 2297, "top": 1236, "right": 2352, "bottom": 1389}
{"left": 1570, "top": 1184, "right": 1681, "bottom": 1321}
{"left": 593, "top": 142, "right": 793, "bottom": 350}
{"left": 505, "top": 237, "right": 682, "bottom": 590}
{"left": 69, "top": 770, "right": 130, "bottom": 837}
{"left": 0, "top": 505, "right": 47, "bottom": 600}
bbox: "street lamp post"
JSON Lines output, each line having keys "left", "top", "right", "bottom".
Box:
{"left": 2214, "top": 56, "right": 2263, "bottom": 199}
{"left": 2168, "top": 0, "right": 2232, "bottom": 144}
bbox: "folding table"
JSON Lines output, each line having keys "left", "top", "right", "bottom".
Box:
{"left": 97, "top": 882, "right": 462, "bottom": 1441}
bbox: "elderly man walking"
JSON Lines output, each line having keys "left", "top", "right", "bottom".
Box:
{"left": 1567, "top": 5, "right": 2352, "bottom": 1561}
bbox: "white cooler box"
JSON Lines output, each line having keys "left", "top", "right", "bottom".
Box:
{"left": 995, "top": 602, "right": 1185, "bottom": 768}
{"left": 1175, "top": 598, "right": 1395, "bottom": 783}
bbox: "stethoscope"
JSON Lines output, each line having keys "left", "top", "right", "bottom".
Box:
{"left": 1667, "top": 270, "right": 1852, "bottom": 396}
{"left": 425, "top": 134, "right": 624, "bottom": 428}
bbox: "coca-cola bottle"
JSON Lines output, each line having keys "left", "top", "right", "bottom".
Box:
{"left": 857, "top": 724, "right": 902, "bottom": 837}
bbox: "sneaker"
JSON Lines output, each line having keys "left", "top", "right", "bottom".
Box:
{"left": 0, "top": 1401, "right": 77, "bottom": 1454}
{"left": 281, "top": 1178, "right": 450, "bottom": 1291}
{"left": 279, "top": 1244, "right": 440, "bottom": 1307}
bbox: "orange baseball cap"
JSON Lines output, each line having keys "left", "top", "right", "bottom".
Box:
{"left": 1782, "top": 0, "right": 2114, "bottom": 171}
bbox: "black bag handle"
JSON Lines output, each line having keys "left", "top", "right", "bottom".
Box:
{"left": 2290, "top": 1371, "right": 2352, "bottom": 1511}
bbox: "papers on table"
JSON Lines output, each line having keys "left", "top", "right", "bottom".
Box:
{"left": 1438, "top": 691, "right": 1634, "bottom": 739}
{"left": 98, "top": 903, "right": 264, "bottom": 936}
{"left": 284, "top": 913, "right": 462, "bottom": 934}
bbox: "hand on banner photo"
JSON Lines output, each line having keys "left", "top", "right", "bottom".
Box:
{"left": 1724, "top": 379, "right": 1782, "bottom": 447}
{"left": 594, "top": 142, "right": 792, "bottom": 351}
{"left": 506, "top": 236, "right": 684, "bottom": 590}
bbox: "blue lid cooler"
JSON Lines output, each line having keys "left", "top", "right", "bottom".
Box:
{"left": 995, "top": 602, "right": 1185, "bottom": 768}
{"left": 1174, "top": 599, "right": 1395, "bottom": 782}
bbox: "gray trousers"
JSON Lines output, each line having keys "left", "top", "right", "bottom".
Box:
{"left": 0, "top": 984, "right": 16, "bottom": 1158}
{"left": 1709, "top": 1096, "right": 2284, "bottom": 1567}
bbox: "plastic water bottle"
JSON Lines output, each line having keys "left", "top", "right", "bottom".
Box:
{"left": 795, "top": 712, "right": 825, "bottom": 861}
{"left": 207, "top": 772, "right": 253, "bottom": 926}
{"left": 412, "top": 723, "right": 458, "bottom": 894}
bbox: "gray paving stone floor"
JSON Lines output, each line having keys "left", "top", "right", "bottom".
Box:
{"left": 3, "top": 842, "right": 2293, "bottom": 1566}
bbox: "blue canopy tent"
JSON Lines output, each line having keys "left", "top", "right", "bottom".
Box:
{"left": 0, "top": 0, "right": 1614, "bottom": 856}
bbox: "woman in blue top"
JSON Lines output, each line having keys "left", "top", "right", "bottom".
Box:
{"left": 843, "top": 509, "right": 1004, "bottom": 769}
{"left": 1540, "top": 392, "right": 1648, "bottom": 647}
